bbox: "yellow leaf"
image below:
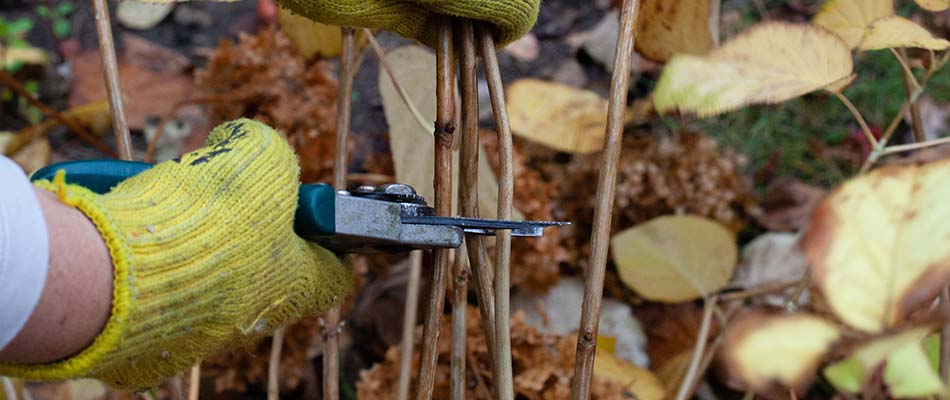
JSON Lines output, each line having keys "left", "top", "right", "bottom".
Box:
{"left": 803, "top": 159, "right": 950, "bottom": 332}
{"left": 0, "top": 46, "right": 48, "bottom": 69}
{"left": 653, "top": 22, "right": 853, "bottom": 117}
{"left": 611, "top": 215, "right": 737, "bottom": 302}
{"left": 635, "top": 0, "right": 714, "bottom": 62}
{"left": 725, "top": 313, "right": 841, "bottom": 392}
{"left": 507, "top": 79, "right": 609, "bottom": 154}
{"left": 379, "top": 46, "right": 521, "bottom": 220}
{"left": 915, "top": 0, "right": 950, "bottom": 11}
{"left": 278, "top": 8, "right": 366, "bottom": 59}
{"left": 859, "top": 16, "right": 950, "bottom": 51}
{"left": 813, "top": 0, "right": 893, "bottom": 48}
{"left": 0, "top": 132, "right": 50, "bottom": 174}
{"left": 594, "top": 347, "right": 666, "bottom": 400}
{"left": 823, "top": 327, "right": 937, "bottom": 395}
{"left": 656, "top": 350, "right": 692, "bottom": 396}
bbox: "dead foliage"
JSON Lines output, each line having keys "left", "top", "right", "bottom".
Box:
{"left": 551, "top": 132, "right": 760, "bottom": 270}
{"left": 194, "top": 27, "right": 339, "bottom": 183}
{"left": 356, "top": 307, "right": 631, "bottom": 399}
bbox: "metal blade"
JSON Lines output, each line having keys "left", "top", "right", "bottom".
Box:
{"left": 401, "top": 215, "right": 569, "bottom": 237}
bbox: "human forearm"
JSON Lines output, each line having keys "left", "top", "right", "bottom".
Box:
{"left": 0, "top": 187, "right": 112, "bottom": 364}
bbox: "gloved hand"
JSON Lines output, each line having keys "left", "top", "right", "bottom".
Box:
{"left": 0, "top": 118, "right": 350, "bottom": 389}
{"left": 276, "top": 0, "right": 541, "bottom": 48}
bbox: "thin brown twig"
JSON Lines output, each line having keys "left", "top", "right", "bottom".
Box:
{"left": 415, "top": 18, "right": 455, "bottom": 400}
{"left": 335, "top": 28, "right": 356, "bottom": 190}
{"left": 323, "top": 27, "right": 356, "bottom": 400}
{"left": 861, "top": 53, "right": 949, "bottom": 172}
{"left": 895, "top": 49, "right": 925, "bottom": 143}
{"left": 784, "top": 269, "right": 811, "bottom": 311}
{"left": 832, "top": 91, "right": 877, "bottom": 149}
{"left": 92, "top": 0, "right": 132, "bottom": 160}
{"left": 881, "top": 136, "right": 950, "bottom": 155}
{"left": 0, "top": 70, "right": 115, "bottom": 156}
{"left": 719, "top": 279, "right": 800, "bottom": 302}
{"left": 169, "top": 377, "right": 185, "bottom": 400}
{"left": 571, "top": 1, "right": 641, "bottom": 398}
{"left": 708, "top": 0, "right": 721, "bottom": 45}
{"left": 397, "top": 251, "right": 424, "bottom": 400}
{"left": 1, "top": 377, "right": 16, "bottom": 400}
{"left": 450, "top": 246, "right": 469, "bottom": 400}
{"left": 188, "top": 364, "right": 201, "bottom": 400}
{"left": 363, "top": 28, "right": 434, "bottom": 134}
{"left": 675, "top": 296, "right": 718, "bottom": 400}
{"left": 476, "top": 22, "right": 516, "bottom": 400}
{"left": 455, "top": 18, "right": 498, "bottom": 391}
{"left": 268, "top": 327, "right": 285, "bottom": 400}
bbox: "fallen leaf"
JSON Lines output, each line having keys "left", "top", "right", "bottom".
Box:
{"left": 653, "top": 22, "right": 854, "bottom": 117}
{"left": 0, "top": 45, "right": 48, "bottom": 69}
{"left": 378, "top": 45, "right": 509, "bottom": 219}
{"left": 824, "top": 327, "right": 937, "bottom": 395}
{"left": 611, "top": 215, "right": 737, "bottom": 302}
{"left": 731, "top": 233, "right": 808, "bottom": 306}
{"left": 278, "top": 7, "right": 365, "bottom": 59}
{"left": 0, "top": 132, "right": 51, "bottom": 174}
{"left": 121, "top": 33, "right": 191, "bottom": 74}
{"left": 503, "top": 33, "right": 540, "bottom": 62}
{"left": 116, "top": 0, "right": 174, "bottom": 30}
{"left": 813, "top": 0, "right": 893, "bottom": 48}
{"left": 755, "top": 177, "right": 828, "bottom": 232}
{"left": 507, "top": 79, "right": 609, "bottom": 154}
{"left": 859, "top": 16, "right": 950, "bottom": 51}
{"left": 803, "top": 158, "right": 950, "bottom": 332}
{"left": 915, "top": 0, "right": 949, "bottom": 11}
{"left": 69, "top": 38, "right": 194, "bottom": 130}
{"left": 512, "top": 277, "right": 650, "bottom": 366}
{"left": 655, "top": 350, "right": 693, "bottom": 396}
{"left": 725, "top": 313, "right": 841, "bottom": 392}
{"left": 3, "top": 101, "right": 111, "bottom": 158}
{"left": 594, "top": 348, "right": 666, "bottom": 400}
{"left": 582, "top": 11, "right": 621, "bottom": 71}
{"left": 635, "top": 0, "right": 714, "bottom": 62}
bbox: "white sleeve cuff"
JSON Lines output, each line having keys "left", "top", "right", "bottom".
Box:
{"left": 0, "top": 156, "right": 49, "bottom": 350}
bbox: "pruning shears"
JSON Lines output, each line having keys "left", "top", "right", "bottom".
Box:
{"left": 31, "top": 160, "right": 568, "bottom": 254}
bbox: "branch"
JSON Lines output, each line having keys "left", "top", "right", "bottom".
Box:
{"left": 477, "top": 22, "right": 516, "bottom": 400}
{"left": 92, "top": 0, "right": 133, "bottom": 160}
{"left": 832, "top": 91, "right": 877, "bottom": 149}
{"left": 454, "top": 18, "right": 498, "bottom": 391}
{"left": 268, "top": 328, "right": 285, "bottom": 400}
{"left": 0, "top": 70, "right": 115, "bottom": 157}
{"left": 571, "top": 0, "right": 641, "bottom": 398}
{"left": 675, "top": 296, "right": 718, "bottom": 400}
{"left": 414, "top": 18, "right": 456, "bottom": 400}
{"left": 881, "top": 136, "right": 950, "bottom": 155}
{"left": 363, "top": 29, "right": 434, "bottom": 135}
{"left": 188, "top": 363, "right": 201, "bottom": 400}
{"left": 397, "top": 251, "right": 424, "bottom": 400}
{"left": 894, "top": 48, "right": 925, "bottom": 142}
{"left": 323, "top": 26, "right": 357, "bottom": 400}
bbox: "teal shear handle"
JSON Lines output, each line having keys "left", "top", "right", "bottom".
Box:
{"left": 30, "top": 160, "right": 337, "bottom": 239}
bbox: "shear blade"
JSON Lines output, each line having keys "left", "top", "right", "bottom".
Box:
{"left": 402, "top": 215, "right": 568, "bottom": 238}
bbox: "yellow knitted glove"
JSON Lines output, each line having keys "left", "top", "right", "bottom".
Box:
{"left": 0, "top": 118, "right": 350, "bottom": 389}
{"left": 277, "top": 0, "right": 540, "bottom": 48}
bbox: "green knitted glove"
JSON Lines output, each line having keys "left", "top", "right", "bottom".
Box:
{"left": 276, "top": 0, "right": 540, "bottom": 48}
